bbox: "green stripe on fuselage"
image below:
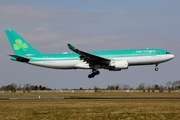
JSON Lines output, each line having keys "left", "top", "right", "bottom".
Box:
{"left": 29, "top": 48, "right": 168, "bottom": 62}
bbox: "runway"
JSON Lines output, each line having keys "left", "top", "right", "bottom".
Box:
{"left": 1, "top": 97, "right": 180, "bottom": 101}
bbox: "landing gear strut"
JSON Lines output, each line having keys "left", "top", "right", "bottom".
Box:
{"left": 155, "top": 64, "right": 159, "bottom": 71}
{"left": 88, "top": 69, "right": 100, "bottom": 78}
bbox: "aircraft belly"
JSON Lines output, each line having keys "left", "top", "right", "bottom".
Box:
{"left": 28, "top": 60, "right": 81, "bottom": 69}
{"left": 127, "top": 55, "right": 172, "bottom": 66}
{"left": 75, "top": 62, "right": 90, "bottom": 69}
{"left": 127, "top": 56, "right": 155, "bottom": 65}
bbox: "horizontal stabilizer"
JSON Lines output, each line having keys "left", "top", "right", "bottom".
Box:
{"left": 8, "top": 54, "right": 29, "bottom": 62}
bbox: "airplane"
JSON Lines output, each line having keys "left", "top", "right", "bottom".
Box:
{"left": 5, "top": 30, "right": 175, "bottom": 78}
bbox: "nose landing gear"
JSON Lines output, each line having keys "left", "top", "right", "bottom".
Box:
{"left": 155, "top": 68, "right": 159, "bottom": 71}
{"left": 155, "top": 64, "right": 159, "bottom": 71}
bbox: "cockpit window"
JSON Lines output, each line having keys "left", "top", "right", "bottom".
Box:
{"left": 166, "top": 52, "right": 170, "bottom": 54}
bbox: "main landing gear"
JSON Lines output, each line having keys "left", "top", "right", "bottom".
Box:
{"left": 88, "top": 69, "right": 100, "bottom": 78}
{"left": 155, "top": 64, "right": 159, "bottom": 71}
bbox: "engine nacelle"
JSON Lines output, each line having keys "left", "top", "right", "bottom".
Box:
{"left": 110, "top": 60, "right": 128, "bottom": 69}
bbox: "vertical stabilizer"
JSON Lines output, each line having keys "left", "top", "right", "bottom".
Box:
{"left": 5, "top": 30, "right": 41, "bottom": 56}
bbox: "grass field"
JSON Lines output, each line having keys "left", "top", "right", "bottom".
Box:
{"left": 0, "top": 92, "right": 180, "bottom": 98}
{"left": 0, "top": 92, "right": 180, "bottom": 120}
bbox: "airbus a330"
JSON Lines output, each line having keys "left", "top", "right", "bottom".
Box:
{"left": 5, "top": 30, "right": 174, "bottom": 78}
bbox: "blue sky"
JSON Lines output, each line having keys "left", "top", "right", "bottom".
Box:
{"left": 0, "top": 0, "right": 180, "bottom": 89}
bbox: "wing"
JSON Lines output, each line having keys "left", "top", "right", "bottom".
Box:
{"left": 67, "top": 44, "right": 111, "bottom": 66}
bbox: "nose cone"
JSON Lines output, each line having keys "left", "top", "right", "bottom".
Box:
{"left": 171, "top": 54, "right": 175, "bottom": 59}
{"left": 169, "top": 54, "right": 175, "bottom": 60}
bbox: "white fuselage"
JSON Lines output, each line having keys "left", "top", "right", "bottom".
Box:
{"left": 28, "top": 54, "right": 174, "bottom": 70}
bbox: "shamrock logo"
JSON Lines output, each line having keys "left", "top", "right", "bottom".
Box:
{"left": 13, "top": 39, "right": 28, "bottom": 51}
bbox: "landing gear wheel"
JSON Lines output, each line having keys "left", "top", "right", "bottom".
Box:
{"left": 88, "top": 74, "right": 95, "bottom": 78}
{"left": 155, "top": 68, "right": 159, "bottom": 71}
{"left": 88, "top": 70, "right": 100, "bottom": 78}
{"left": 95, "top": 71, "right": 100, "bottom": 75}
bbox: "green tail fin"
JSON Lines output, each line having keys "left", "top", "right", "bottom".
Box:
{"left": 5, "top": 30, "right": 41, "bottom": 56}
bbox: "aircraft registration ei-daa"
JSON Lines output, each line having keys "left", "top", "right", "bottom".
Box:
{"left": 5, "top": 30, "right": 175, "bottom": 78}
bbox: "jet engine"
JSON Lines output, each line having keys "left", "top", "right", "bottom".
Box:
{"left": 109, "top": 60, "right": 128, "bottom": 69}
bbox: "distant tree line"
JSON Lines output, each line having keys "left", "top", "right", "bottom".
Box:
{"left": 0, "top": 83, "right": 51, "bottom": 93}
{"left": 0, "top": 80, "right": 180, "bottom": 93}
{"left": 83, "top": 80, "right": 180, "bottom": 92}
{"left": 138, "top": 80, "right": 180, "bottom": 91}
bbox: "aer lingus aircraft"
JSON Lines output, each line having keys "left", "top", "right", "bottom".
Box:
{"left": 5, "top": 30, "right": 174, "bottom": 78}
